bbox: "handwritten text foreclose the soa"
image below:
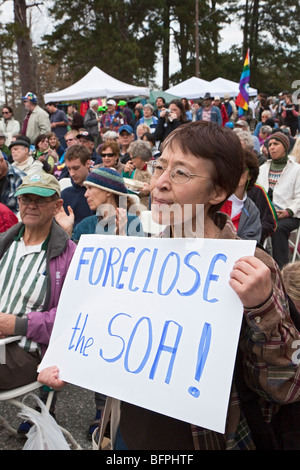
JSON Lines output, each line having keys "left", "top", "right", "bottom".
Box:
{"left": 74, "top": 244, "right": 228, "bottom": 302}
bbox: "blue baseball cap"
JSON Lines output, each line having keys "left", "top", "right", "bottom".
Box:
{"left": 225, "top": 121, "right": 234, "bottom": 129}
{"left": 119, "top": 125, "right": 133, "bottom": 134}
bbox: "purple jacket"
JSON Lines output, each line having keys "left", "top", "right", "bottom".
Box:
{"left": 0, "top": 220, "right": 77, "bottom": 356}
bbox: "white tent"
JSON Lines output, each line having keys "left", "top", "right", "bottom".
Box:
{"left": 165, "top": 77, "right": 211, "bottom": 100}
{"left": 165, "top": 76, "right": 258, "bottom": 100}
{"left": 43, "top": 66, "right": 150, "bottom": 103}
{"left": 209, "top": 77, "right": 257, "bottom": 98}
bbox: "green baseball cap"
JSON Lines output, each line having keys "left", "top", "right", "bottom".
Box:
{"left": 15, "top": 173, "right": 61, "bottom": 197}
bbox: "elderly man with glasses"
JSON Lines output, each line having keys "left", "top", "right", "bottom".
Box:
{"left": 0, "top": 172, "right": 76, "bottom": 391}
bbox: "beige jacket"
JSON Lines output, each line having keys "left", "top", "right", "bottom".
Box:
{"left": 25, "top": 105, "right": 51, "bottom": 144}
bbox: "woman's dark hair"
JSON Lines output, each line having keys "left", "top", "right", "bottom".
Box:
{"left": 34, "top": 133, "right": 48, "bottom": 149}
{"left": 169, "top": 99, "right": 187, "bottom": 122}
{"left": 243, "top": 148, "right": 259, "bottom": 192}
{"left": 181, "top": 98, "right": 190, "bottom": 111}
{"left": 162, "top": 121, "right": 245, "bottom": 216}
{"left": 141, "top": 132, "right": 156, "bottom": 145}
{"left": 2, "top": 105, "right": 13, "bottom": 114}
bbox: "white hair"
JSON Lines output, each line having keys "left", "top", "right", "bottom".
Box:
{"left": 90, "top": 99, "right": 99, "bottom": 108}
{"left": 102, "top": 131, "right": 118, "bottom": 142}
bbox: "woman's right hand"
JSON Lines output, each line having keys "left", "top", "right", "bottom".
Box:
{"left": 55, "top": 205, "right": 75, "bottom": 237}
{"left": 38, "top": 366, "right": 66, "bottom": 391}
{"left": 124, "top": 160, "right": 135, "bottom": 175}
{"left": 159, "top": 108, "right": 167, "bottom": 118}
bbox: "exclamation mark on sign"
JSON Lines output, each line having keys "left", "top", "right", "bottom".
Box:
{"left": 188, "top": 322, "right": 212, "bottom": 398}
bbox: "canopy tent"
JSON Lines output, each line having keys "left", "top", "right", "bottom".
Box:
{"left": 43, "top": 66, "right": 150, "bottom": 103}
{"left": 209, "top": 77, "right": 257, "bottom": 98}
{"left": 165, "top": 76, "right": 258, "bottom": 100}
{"left": 165, "top": 77, "right": 211, "bottom": 100}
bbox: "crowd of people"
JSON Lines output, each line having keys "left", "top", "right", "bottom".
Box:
{"left": 1, "top": 87, "right": 300, "bottom": 450}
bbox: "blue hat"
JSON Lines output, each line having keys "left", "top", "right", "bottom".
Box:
{"left": 22, "top": 92, "right": 37, "bottom": 103}
{"left": 225, "top": 122, "right": 234, "bottom": 129}
{"left": 119, "top": 125, "right": 133, "bottom": 135}
{"left": 84, "top": 167, "right": 129, "bottom": 196}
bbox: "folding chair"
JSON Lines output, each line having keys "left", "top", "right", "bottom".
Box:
{"left": 289, "top": 226, "right": 300, "bottom": 263}
{"left": 0, "top": 336, "right": 81, "bottom": 449}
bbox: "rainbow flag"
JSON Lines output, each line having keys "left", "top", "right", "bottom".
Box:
{"left": 235, "top": 49, "right": 250, "bottom": 115}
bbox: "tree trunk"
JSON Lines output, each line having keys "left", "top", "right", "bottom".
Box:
{"left": 249, "top": 0, "right": 259, "bottom": 84}
{"left": 13, "top": 0, "right": 36, "bottom": 96}
{"left": 162, "top": 1, "right": 170, "bottom": 90}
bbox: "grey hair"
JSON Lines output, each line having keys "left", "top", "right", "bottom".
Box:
{"left": 144, "top": 103, "right": 154, "bottom": 112}
{"left": 103, "top": 131, "right": 118, "bottom": 142}
{"left": 90, "top": 99, "right": 99, "bottom": 108}
{"left": 260, "top": 125, "right": 272, "bottom": 135}
{"left": 233, "top": 128, "right": 254, "bottom": 150}
{"left": 128, "top": 140, "right": 152, "bottom": 162}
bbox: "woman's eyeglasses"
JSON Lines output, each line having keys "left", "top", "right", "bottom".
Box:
{"left": 101, "top": 153, "right": 115, "bottom": 158}
{"left": 148, "top": 160, "right": 208, "bottom": 184}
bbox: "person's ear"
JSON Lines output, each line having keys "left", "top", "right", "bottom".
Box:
{"left": 53, "top": 198, "right": 64, "bottom": 215}
{"left": 208, "top": 186, "right": 227, "bottom": 206}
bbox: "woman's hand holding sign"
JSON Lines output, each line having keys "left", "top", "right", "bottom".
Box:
{"left": 229, "top": 256, "right": 272, "bottom": 309}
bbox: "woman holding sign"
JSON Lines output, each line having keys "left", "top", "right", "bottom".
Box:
{"left": 39, "top": 121, "right": 300, "bottom": 450}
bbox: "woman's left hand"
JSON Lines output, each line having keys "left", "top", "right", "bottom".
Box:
{"left": 116, "top": 208, "right": 128, "bottom": 236}
{"left": 229, "top": 256, "right": 272, "bottom": 308}
{"left": 38, "top": 366, "right": 66, "bottom": 391}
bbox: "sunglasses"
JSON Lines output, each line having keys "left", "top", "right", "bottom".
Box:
{"left": 101, "top": 153, "right": 115, "bottom": 157}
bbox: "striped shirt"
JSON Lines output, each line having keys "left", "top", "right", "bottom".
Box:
{"left": 268, "top": 167, "right": 283, "bottom": 189}
{"left": 0, "top": 228, "right": 48, "bottom": 352}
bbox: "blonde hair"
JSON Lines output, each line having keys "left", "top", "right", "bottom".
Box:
{"left": 291, "top": 137, "right": 300, "bottom": 164}
{"left": 282, "top": 261, "right": 300, "bottom": 302}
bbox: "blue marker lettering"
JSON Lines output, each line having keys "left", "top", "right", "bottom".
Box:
{"left": 177, "top": 251, "right": 201, "bottom": 296}
{"left": 203, "top": 253, "right": 227, "bottom": 303}
{"left": 124, "top": 317, "right": 152, "bottom": 374}
{"left": 75, "top": 247, "right": 94, "bottom": 280}
{"left": 89, "top": 247, "right": 107, "bottom": 285}
{"left": 142, "top": 248, "right": 158, "bottom": 294}
{"left": 102, "top": 247, "right": 122, "bottom": 287}
{"left": 68, "top": 312, "right": 94, "bottom": 356}
{"left": 116, "top": 247, "right": 136, "bottom": 289}
{"left": 157, "top": 252, "right": 180, "bottom": 296}
{"left": 149, "top": 320, "right": 183, "bottom": 384}
{"left": 128, "top": 248, "right": 151, "bottom": 292}
{"left": 99, "top": 313, "right": 131, "bottom": 363}
{"left": 188, "top": 322, "right": 212, "bottom": 398}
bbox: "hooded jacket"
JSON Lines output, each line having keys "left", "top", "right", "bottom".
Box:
{"left": 0, "top": 220, "right": 76, "bottom": 356}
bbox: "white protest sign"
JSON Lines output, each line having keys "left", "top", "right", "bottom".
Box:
{"left": 39, "top": 235, "right": 256, "bottom": 434}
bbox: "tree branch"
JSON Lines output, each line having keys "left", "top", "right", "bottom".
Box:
{"left": 26, "top": 1, "right": 43, "bottom": 9}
